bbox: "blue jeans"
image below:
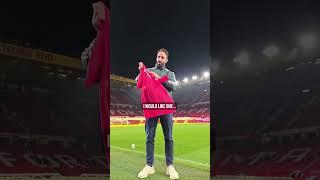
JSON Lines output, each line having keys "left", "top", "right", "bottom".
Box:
{"left": 145, "top": 113, "right": 174, "bottom": 166}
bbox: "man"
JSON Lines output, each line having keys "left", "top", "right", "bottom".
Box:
{"left": 136, "top": 48, "right": 179, "bottom": 179}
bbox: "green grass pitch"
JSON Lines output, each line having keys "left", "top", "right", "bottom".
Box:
{"left": 110, "top": 123, "right": 210, "bottom": 179}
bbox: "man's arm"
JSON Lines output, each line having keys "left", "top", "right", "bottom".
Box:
{"left": 92, "top": 0, "right": 110, "bottom": 31}
{"left": 162, "top": 71, "right": 177, "bottom": 91}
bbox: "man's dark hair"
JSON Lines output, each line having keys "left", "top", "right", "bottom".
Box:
{"left": 157, "top": 48, "right": 169, "bottom": 58}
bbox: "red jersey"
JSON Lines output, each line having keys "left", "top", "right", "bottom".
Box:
{"left": 137, "top": 65, "right": 176, "bottom": 118}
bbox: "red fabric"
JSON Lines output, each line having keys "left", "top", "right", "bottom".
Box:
{"left": 137, "top": 65, "right": 176, "bottom": 119}
{"left": 84, "top": 7, "right": 110, "bottom": 173}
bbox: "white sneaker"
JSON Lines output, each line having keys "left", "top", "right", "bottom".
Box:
{"left": 137, "top": 165, "right": 155, "bottom": 178}
{"left": 166, "top": 165, "right": 179, "bottom": 179}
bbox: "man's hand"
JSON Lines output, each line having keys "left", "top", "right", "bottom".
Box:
{"left": 92, "top": 1, "right": 106, "bottom": 31}
{"left": 138, "top": 62, "right": 144, "bottom": 70}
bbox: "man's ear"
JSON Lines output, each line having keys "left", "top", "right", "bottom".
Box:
{"left": 165, "top": 59, "right": 168, "bottom": 63}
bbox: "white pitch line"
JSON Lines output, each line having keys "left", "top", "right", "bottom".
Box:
{"left": 110, "top": 145, "right": 210, "bottom": 170}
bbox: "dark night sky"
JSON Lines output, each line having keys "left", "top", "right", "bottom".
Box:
{"left": 213, "top": 0, "right": 320, "bottom": 66}
{"left": 0, "top": 0, "right": 96, "bottom": 56}
{"left": 0, "top": 0, "right": 210, "bottom": 81}
{"left": 111, "top": 0, "right": 210, "bottom": 80}
{"left": 3, "top": 0, "right": 320, "bottom": 79}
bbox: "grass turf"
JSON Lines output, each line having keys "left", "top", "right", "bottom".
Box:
{"left": 110, "top": 123, "right": 210, "bottom": 179}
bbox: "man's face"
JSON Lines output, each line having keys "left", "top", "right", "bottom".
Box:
{"left": 156, "top": 51, "right": 168, "bottom": 66}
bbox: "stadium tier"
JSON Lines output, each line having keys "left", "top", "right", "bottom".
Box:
{"left": 0, "top": 46, "right": 108, "bottom": 178}
{"left": 213, "top": 57, "right": 320, "bottom": 179}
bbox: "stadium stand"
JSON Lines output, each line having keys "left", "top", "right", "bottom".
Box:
{"left": 213, "top": 57, "right": 320, "bottom": 179}
{"left": 0, "top": 44, "right": 108, "bottom": 179}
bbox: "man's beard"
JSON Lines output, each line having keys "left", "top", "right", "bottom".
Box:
{"left": 156, "top": 62, "right": 165, "bottom": 69}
